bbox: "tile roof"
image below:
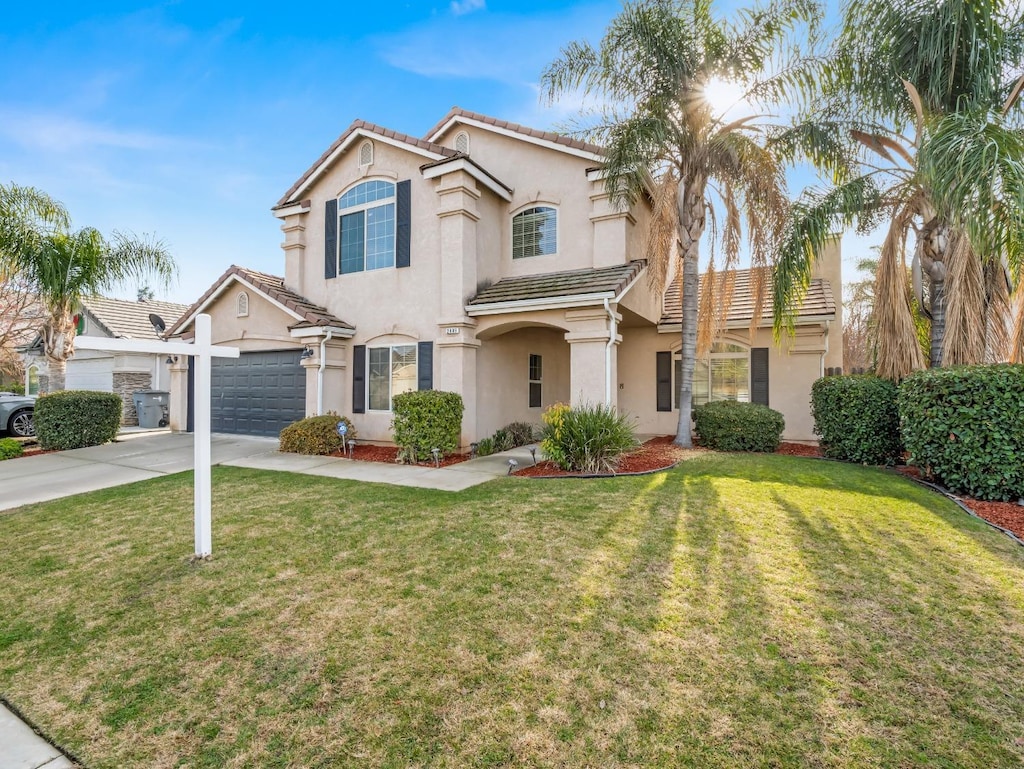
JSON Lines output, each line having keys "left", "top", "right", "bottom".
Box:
{"left": 468, "top": 261, "right": 645, "bottom": 306}
{"left": 426, "top": 107, "right": 605, "bottom": 157}
{"left": 81, "top": 296, "right": 188, "bottom": 339}
{"left": 276, "top": 119, "right": 457, "bottom": 208}
{"left": 660, "top": 268, "right": 836, "bottom": 326}
{"left": 168, "top": 265, "right": 352, "bottom": 336}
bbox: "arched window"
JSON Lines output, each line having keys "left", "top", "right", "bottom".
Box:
{"left": 236, "top": 291, "right": 249, "bottom": 317}
{"left": 512, "top": 206, "right": 557, "bottom": 259}
{"left": 676, "top": 342, "right": 750, "bottom": 407}
{"left": 358, "top": 140, "right": 374, "bottom": 166}
{"left": 27, "top": 365, "right": 40, "bottom": 396}
{"left": 454, "top": 131, "right": 470, "bottom": 154}
{"left": 338, "top": 180, "right": 396, "bottom": 273}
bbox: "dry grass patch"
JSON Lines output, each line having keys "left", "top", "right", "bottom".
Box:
{"left": 2, "top": 455, "right": 1024, "bottom": 767}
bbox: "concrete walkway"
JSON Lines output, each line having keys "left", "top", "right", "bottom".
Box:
{"left": 1, "top": 431, "right": 534, "bottom": 512}
{"left": 0, "top": 431, "right": 535, "bottom": 765}
{"left": 0, "top": 702, "right": 75, "bottom": 768}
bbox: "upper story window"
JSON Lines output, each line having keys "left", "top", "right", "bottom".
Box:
{"left": 675, "top": 342, "right": 750, "bottom": 408}
{"left": 455, "top": 131, "right": 470, "bottom": 154}
{"left": 236, "top": 291, "right": 249, "bottom": 317}
{"left": 339, "top": 180, "right": 396, "bottom": 274}
{"left": 512, "top": 206, "right": 557, "bottom": 259}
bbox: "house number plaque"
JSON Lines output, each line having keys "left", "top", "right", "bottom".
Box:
{"left": 445, "top": 327, "right": 460, "bottom": 335}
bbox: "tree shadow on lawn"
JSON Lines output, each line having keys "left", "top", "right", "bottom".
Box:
{"left": 768, "top": 486, "right": 1024, "bottom": 767}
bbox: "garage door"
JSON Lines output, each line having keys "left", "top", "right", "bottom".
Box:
{"left": 208, "top": 350, "right": 306, "bottom": 437}
{"left": 66, "top": 357, "right": 114, "bottom": 392}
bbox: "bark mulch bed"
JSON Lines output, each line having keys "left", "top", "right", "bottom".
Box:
{"left": 514, "top": 436, "right": 701, "bottom": 478}
{"left": 328, "top": 443, "right": 470, "bottom": 468}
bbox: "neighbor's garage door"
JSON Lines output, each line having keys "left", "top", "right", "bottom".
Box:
{"left": 208, "top": 350, "right": 306, "bottom": 437}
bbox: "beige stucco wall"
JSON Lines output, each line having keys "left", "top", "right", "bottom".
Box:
{"left": 475, "top": 327, "right": 570, "bottom": 439}
{"left": 617, "top": 324, "right": 826, "bottom": 442}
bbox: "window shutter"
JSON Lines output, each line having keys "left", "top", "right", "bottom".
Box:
{"left": 417, "top": 341, "right": 433, "bottom": 390}
{"left": 352, "top": 345, "right": 366, "bottom": 414}
{"left": 324, "top": 199, "right": 338, "bottom": 279}
{"left": 396, "top": 180, "right": 411, "bottom": 268}
{"left": 751, "top": 348, "right": 769, "bottom": 406}
{"left": 656, "top": 351, "right": 672, "bottom": 412}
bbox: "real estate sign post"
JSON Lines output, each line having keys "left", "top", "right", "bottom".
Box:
{"left": 74, "top": 313, "right": 239, "bottom": 558}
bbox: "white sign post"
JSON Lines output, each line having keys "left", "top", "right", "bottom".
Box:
{"left": 74, "top": 313, "right": 239, "bottom": 558}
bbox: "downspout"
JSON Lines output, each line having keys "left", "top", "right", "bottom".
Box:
{"left": 317, "top": 330, "right": 334, "bottom": 415}
{"left": 820, "top": 320, "right": 829, "bottom": 378}
{"left": 603, "top": 297, "right": 616, "bottom": 406}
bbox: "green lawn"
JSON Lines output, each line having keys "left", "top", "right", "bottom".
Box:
{"left": 2, "top": 454, "right": 1024, "bottom": 767}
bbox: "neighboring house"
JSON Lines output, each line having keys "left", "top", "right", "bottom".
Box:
{"left": 21, "top": 296, "right": 188, "bottom": 424}
{"left": 169, "top": 108, "right": 842, "bottom": 442}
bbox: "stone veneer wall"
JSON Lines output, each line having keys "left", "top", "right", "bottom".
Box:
{"left": 113, "top": 371, "right": 153, "bottom": 425}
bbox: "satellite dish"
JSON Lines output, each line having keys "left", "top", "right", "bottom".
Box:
{"left": 149, "top": 313, "right": 167, "bottom": 338}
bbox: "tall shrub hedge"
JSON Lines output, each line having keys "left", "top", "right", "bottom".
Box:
{"left": 693, "top": 400, "right": 784, "bottom": 452}
{"left": 392, "top": 390, "right": 464, "bottom": 462}
{"left": 34, "top": 390, "right": 122, "bottom": 450}
{"left": 811, "top": 375, "right": 902, "bottom": 464}
{"left": 899, "top": 364, "right": 1024, "bottom": 501}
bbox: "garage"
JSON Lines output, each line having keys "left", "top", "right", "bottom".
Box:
{"left": 196, "top": 350, "right": 307, "bottom": 437}
{"left": 66, "top": 357, "right": 114, "bottom": 392}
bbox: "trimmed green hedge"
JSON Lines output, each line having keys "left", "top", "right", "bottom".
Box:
{"left": 811, "top": 375, "right": 902, "bottom": 465}
{"left": 0, "top": 437, "right": 23, "bottom": 460}
{"left": 392, "top": 390, "right": 464, "bottom": 462}
{"left": 34, "top": 390, "right": 122, "bottom": 450}
{"left": 539, "top": 402, "right": 638, "bottom": 473}
{"left": 899, "top": 364, "right": 1024, "bottom": 501}
{"left": 279, "top": 413, "right": 355, "bottom": 455}
{"left": 694, "top": 400, "right": 784, "bottom": 453}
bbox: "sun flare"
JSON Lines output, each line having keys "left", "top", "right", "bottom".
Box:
{"left": 701, "top": 76, "right": 749, "bottom": 119}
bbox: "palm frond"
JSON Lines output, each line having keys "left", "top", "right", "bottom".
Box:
{"left": 874, "top": 203, "right": 927, "bottom": 380}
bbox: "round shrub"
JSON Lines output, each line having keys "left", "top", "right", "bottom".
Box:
{"left": 279, "top": 413, "right": 355, "bottom": 455}
{"left": 811, "top": 374, "right": 902, "bottom": 464}
{"left": 539, "top": 402, "right": 638, "bottom": 473}
{"left": 899, "top": 364, "right": 1024, "bottom": 501}
{"left": 391, "top": 390, "right": 464, "bottom": 462}
{"left": 0, "top": 437, "right": 23, "bottom": 460}
{"left": 34, "top": 390, "right": 123, "bottom": 450}
{"left": 693, "top": 400, "right": 784, "bottom": 452}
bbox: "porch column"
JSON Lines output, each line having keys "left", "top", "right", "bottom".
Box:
{"left": 564, "top": 307, "right": 621, "bottom": 408}
{"left": 437, "top": 321, "right": 480, "bottom": 448}
{"left": 167, "top": 356, "right": 190, "bottom": 432}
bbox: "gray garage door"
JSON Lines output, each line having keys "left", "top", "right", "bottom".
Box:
{"left": 209, "top": 350, "right": 306, "bottom": 437}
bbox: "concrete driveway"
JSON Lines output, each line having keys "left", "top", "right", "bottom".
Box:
{"left": 0, "top": 432, "right": 279, "bottom": 512}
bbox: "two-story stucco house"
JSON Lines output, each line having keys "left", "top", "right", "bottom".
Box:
{"left": 168, "top": 108, "right": 842, "bottom": 442}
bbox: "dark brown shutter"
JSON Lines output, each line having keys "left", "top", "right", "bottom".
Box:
{"left": 324, "top": 199, "right": 338, "bottom": 279}
{"left": 396, "top": 180, "right": 411, "bottom": 268}
{"left": 751, "top": 348, "right": 769, "bottom": 406}
{"left": 417, "top": 341, "right": 432, "bottom": 390}
{"left": 656, "top": 351, "right": 672, "bottom": 412}
{"left": 352, "top": 345, "right": 366, "bottom": 413}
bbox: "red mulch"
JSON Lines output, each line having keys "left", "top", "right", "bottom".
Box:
{"left": 514, "top": 436, "right": 697, "bottom": 477}
{"left": 962, "top": 499, "right": 1024, "bottom": 540}
{"left": 328, "top": 443, "right": 469, "bottom": 467}
{"left": 776, "top": 441, "right": 823, "bottom": 457}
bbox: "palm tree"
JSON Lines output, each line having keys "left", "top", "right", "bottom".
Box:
{"left": 542, "top": 0, "right": 816, "bottom": 447}
{"left": 0, "top": 182, "right": 177, "bottom": 391}
{"left": 773, "top": 0, "right": 1024, "bottom": 379}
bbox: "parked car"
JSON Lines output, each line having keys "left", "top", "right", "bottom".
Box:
{"left": 0, "top": 392, "right": 35, "bottom": 437}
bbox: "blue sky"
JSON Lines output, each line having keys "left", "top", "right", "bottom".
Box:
{"left": 1, "top": 0, "right": 865, "bottom": 305}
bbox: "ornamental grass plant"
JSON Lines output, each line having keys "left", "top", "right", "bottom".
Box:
{"left": 539, "top": 402, "right": 638, "bottom": 473}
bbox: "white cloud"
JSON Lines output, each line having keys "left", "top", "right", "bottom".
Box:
{"left": 450, "top": 0, "right": 486, "bottom": 16}
{"left": 0, "top": 109, "right": 200, "bottom": 154}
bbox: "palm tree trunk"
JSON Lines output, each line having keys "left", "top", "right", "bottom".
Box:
{"left": 674, "top": 177, "right": 706, "bottom": 448}
{"left": 47, "top": 356, "right": 66, "bottom": 392}
{"left": 929, "top": 277, "right": 945, "bottom": 367}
